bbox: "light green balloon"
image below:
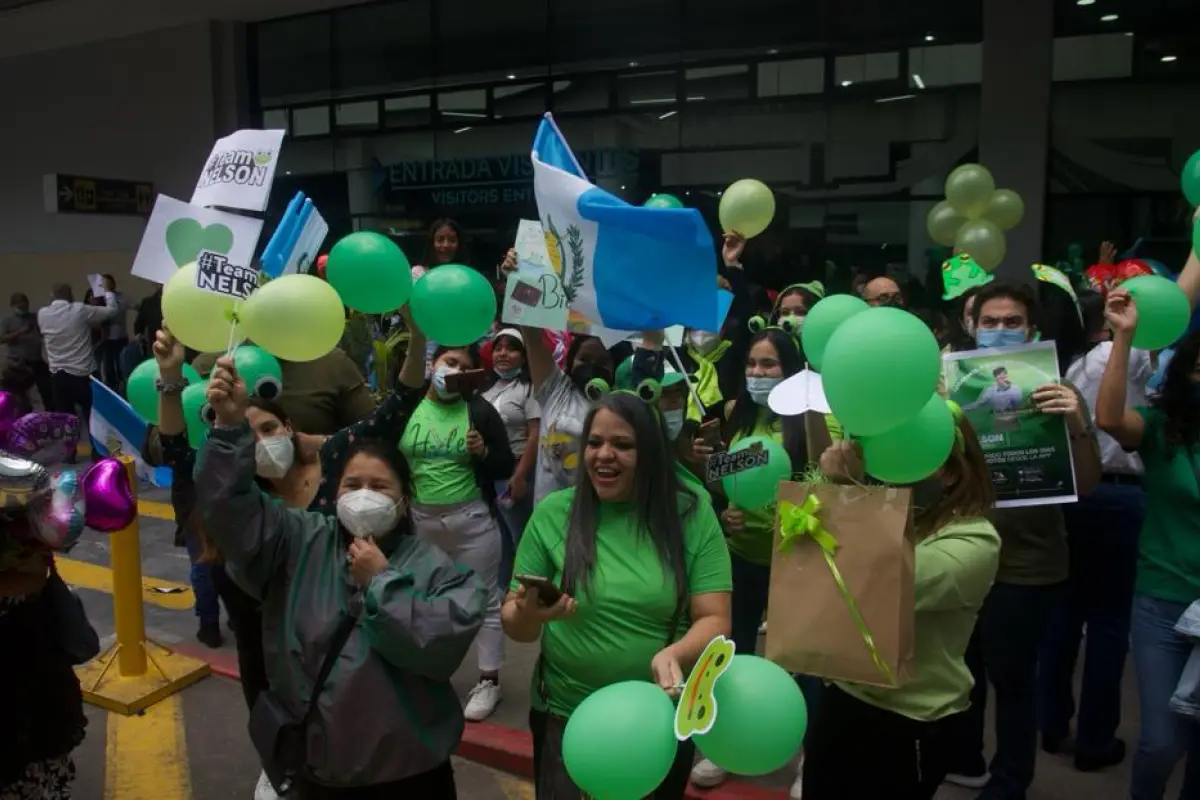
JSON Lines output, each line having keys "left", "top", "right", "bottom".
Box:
{"left": 801, "top": 294, "right": 870, "bottom": 372}
{"left": 861, "top": 394, "right": 955, "bottom": 484}
{"left": 410, "top": 264, "right": 496, "bottom": 346}
{"left": 562, "top": 681, "right": 678, "bottom": 799}
{"left": 233, "top": 345, "right": 284, "bottom": 400}
{"left": 161, "top": 262, "right": 245, "bottom": 353}
{"left": 1124, "top": 274, "right": 1191, "bottom": 351}
{"left": 721, "top": 435, "right": 792, "bottom": 511}
{"left": 821, "top": 308, "right": 941, "bottom": 437}
{"left": 125, "top": 359, "right": 202, "bottom": 424}
{"left": 326, "top": 231, "right": 413, "bottom": 314}
{"left": 694, "top": 655, "right": 807, "bottom": 776}
{"left": 718, "top": 179, "right": 775, "bottom": 238}
{"left": 180, "top": 381, "right": 212, "bottom": 451}
{"left": 241, "top": 274, "right": 346, "bottom": 363}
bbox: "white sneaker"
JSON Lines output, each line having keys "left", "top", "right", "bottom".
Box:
{"left": 943, "top": 771, "right": 990, "bottom": 788}
{"left": 689, "top": 758, "right": 729, "bottom": 788}
{"left": 463, "top": 680, "right": 502, "bottom": 721}
{"left": 254, "top": 771, "right": 280, "bottom": 800}
{"left": 789, "top": 753, "right": 805, "bottom": 799}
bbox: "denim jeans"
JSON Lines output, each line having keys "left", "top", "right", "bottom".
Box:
{"left": 494, "top": 479, "right": 533, "bottom": 591}
{"left": 184, "top": 533, "right": 220, "bottom": 627}
{"left": 953, "top": 581, "right": 1064, "bottom": 799}
{"left": 1130, "top": 594, "right": 1200, "bottom": 800}
{"left": 1038, "top": 481, "right": 1145, "bottom": 753}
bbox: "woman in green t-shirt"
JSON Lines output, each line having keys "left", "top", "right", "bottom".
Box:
{"left": 1096, "top": 287, "right": 1200, "bottom": 799}
{"left": 802, "top": 413, "right": 1001, "bottom": 798}
{"left": 501, "top": 392, "right": 732, "bottom": 799}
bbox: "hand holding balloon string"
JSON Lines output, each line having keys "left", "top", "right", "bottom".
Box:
{"left": 207, "top": 357, "right": 249, "bottom": 427}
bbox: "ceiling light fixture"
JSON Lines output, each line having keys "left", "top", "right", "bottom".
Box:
{"left": 658, "top": 110, "right": 678, "bottom": 120}
{"left": 506, "top": 73, "right": 516, "bottom": 80}
{"left": 1076, "top": 0, "right": 1094, "bottom": 5}
{"left": 768, "top": 48, "right": 779, "bottom": 55}
{"left": 912, "top": 73, "right": 926, "bottom": 89}
{"left": 1161, "top": 54, "right": 1178, "bottom": 62}
{"left": 442, "top": 111, "right": 487, "bottom": 119}
{"left": 841, "top": 80, "right": 853, "bottom": 87}
{"left": 876, "top": 94, "right": 918, "bottom": 103}
{"left": 453, "top": 126, "right": 472, "bottom": 134}
{"left": 924, "top": 34, "right": 935, "bottom": 42}
{"left": 629, "top": 61, "right": 639, "bottom": 67}
{"left": 1100, "top": 13, "right": 1118, "bottom": 21}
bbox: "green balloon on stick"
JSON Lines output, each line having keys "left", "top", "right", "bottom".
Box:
{"left": 801, "top": 294, "right": 870, "bottom": 372}
{"left": 821, "top": 308, "right": 942, "bottom": 437}
{"left": 721, "top": 436, "right": 792, "bottom": 511}
{"left": 860, "top": 394, "right": 956, "bottom": 484}
{"left": 180, "top": 381, "right": 213, "bottom": 450}
{"left": 643, "top": 193, "right": 684, "bottom": 209}
{"left": 1123, "top": 275, "right": 1191, "bottom": 351}
{"left": 694, "top": 655, "right": 807, "bottom": 776}
{"left": 125, "top": 359, "right": 202, "bottom": 424}
{"left": 325, "top": 231, "right": 413, "bottom": 314}
{"left": 562, "top": 681, "right": 678, "bottom": 799}
{"left": 410, "top": 264, "right": 497, "bottom": 346}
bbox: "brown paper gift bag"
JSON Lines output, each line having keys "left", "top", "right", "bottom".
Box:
{"left": 764, "top": 481, "right": 916, "bottom": 688}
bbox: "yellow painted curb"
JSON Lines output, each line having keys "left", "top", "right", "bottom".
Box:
{"left": 56, "top": 557, "right": 194, "bottom": 611}
{"left": 104, "top": 693, "right": 191, "bottom": 800}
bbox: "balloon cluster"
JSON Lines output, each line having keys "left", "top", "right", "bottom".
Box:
{"left": 804, "top": 300, "right": 953, "bottom": 483}
{"left": 926, "top": 164, "right": 1025, "bottom": 273}
{"left": 561, "top": 655, "right": 806, "bottom": 799}
{"left": 0, "top": 452, "right": 138, "bottom": 553}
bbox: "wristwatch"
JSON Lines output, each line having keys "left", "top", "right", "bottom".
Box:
{"left": 155, "top": 375, "right": 190, "bottom": 395}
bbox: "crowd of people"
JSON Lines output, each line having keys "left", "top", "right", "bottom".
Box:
{"left": 2, "top": 211, "right": 1200, "bottom": 800}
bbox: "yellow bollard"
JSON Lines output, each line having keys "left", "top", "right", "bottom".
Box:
{"left": 75, "top": 453, "right": 211, "bottom": 714}
{"left": 109, "top": 456, "right": 147, "bottom": 676}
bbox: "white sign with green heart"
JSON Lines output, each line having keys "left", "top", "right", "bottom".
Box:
{"left": 131, "top": 194, "right": 264, "bottom": 285}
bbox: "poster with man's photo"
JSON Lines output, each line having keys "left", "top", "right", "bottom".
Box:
{"left": 942, "top": 341, "right": 1077, "bottom": 508}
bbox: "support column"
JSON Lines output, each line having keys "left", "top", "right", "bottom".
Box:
{"left": 979, "top": 0, "right": 1053, "bottom": 283}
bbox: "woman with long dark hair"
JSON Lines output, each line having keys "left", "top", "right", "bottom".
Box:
{"left": 1097, "top": 286, "right": 1200, "bottom": 799}
{"left": 501, "top": 392, "right": 732, "bottom": 798}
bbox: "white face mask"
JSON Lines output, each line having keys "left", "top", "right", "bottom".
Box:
{"left": 688, "top": 331, "right": 720, "bottom": 355}
{"left": 254, "top": 435, "right": 295, "bottom": 479}
{"left": 663, "top": 409, "right": 685, "bottom": 441}
{"left": 432, "top": 365, "right": 461, "bottom": 400}
{"left": 337, "top": 489, "right": 402, "bottom": 539}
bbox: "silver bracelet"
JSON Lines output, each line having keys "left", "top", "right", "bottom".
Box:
{"left": 155, "top": 376, "right": 189, "bottom": 395}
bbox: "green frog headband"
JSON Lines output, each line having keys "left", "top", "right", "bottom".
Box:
{"left": 747, "top": 315, "right": 802, "bottom": 352}
{"left": 584, "top": 376, "right": 663, "bottom": 404}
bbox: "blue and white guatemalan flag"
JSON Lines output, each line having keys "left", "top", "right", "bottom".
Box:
{"left": 531, "top": 114, "right": 722, "bottom": 334}
{"left": 89, "top": 378, "right": 172, "bottom": 488}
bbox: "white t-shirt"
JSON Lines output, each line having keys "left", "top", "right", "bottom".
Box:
{"left": 533, "top": 368, "right": 589, "bottom": 502}
{"left": 1067, "top": 341, "right": 1154, "bottom": 476}
{"left": 482, "top": 377, "right": 541, "bottom": 458}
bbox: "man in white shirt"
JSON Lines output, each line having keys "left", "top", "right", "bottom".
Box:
{"left": 98, "top": 273, "right": 130, "bottom": 389}
{"left": 37, "top": 282, "right": 120, "bottom": 425}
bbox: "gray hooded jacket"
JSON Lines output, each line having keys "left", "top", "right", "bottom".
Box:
{"left": 196, "top": 423, "right": 487, "bottom": 787}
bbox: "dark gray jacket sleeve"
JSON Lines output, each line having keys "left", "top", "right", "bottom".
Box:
{"left": 362, "top": 540, "right": 487, "bottom": 681}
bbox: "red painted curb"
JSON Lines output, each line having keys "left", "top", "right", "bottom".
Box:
{"left": 173, "top": 644, "right": 785, "bottom": 799}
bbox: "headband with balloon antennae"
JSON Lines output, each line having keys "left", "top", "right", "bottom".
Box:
{"left": 584, "top": 376, "right": 663, "bottom": 405}
{"left": 747, "top": 314, "right": 802, "bottom": 353}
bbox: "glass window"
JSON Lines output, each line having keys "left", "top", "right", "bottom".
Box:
{"left": 551, "top": 0, "right": 681, "bottom": 70}
{"left": 908, "top": 44, "right": 982, "bottom": 88}
{"left": 434, "top": 0, "right": 548, "bottom": 81}
{"left": 617, "top": 70, "right": 679, "bottom": 109}
{"left": 551, "top": 75, "right": 613, "bottom": 114}
{"left": 335, "top": 101, "right": 380, "bottom": 132}
{"left": 834, "top": 52, "right": 900, "bottom": 88}
{"left": 758, "top": 59, "right": 825, "bottom": 97}
{"left": 1053, "top": 34, "right": 1133, "bottom": 81}
{"left": 292, "top": 106, "right": 331, "bottom": 137}
{"left": 257, "top": 15, "right": 332, "bottom": 107}
{"left": 262, "top": 109, "right": 289, "bottom": 135}
{"left": 493, "top": 82, "right": 548, "bottom": 118}
{"left": 384, "top": 95, "right": 433, "bottom": 128}
{"left": 682, "top": 0, "right": 827, "bottom": 61}
{"left": 685, "top": 64, "right": 750, "bottom": 103}
{"left": 333, "top": 1, "right": 434, "bottom": 98}
{"left": 438, "top": 89, "right": 488, "bottom": 122}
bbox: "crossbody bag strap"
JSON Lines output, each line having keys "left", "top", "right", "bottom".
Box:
{"left": 302, "top": 600, "right": 362, "bottom": 724}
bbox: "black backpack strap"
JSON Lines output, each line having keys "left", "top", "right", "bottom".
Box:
{"left": 302, "top": 599, "right": 361, "bottom": 724}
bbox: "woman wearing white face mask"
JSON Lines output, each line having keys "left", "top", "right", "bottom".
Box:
{"left": 196, "top": 355, "right": 488, "bottom": 799}
{"left": 401, "top": 325, "right": 515, "bottom": 722}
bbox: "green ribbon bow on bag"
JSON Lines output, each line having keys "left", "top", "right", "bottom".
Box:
{"left": 778, "top": 496, "right": 897, "bottom": 686}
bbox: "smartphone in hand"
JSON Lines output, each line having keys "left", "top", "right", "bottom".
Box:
{"left": 445, "top": 369, "right": 488, "bottom": 395}
{"left": 515, "top": 574, "right": 564, "bottom": 605}
{"left": 699, "top": 419, "right": 723, "bottom": 451}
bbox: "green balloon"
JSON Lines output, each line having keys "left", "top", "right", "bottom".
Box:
{"left": 694, "top": 655, "right": 807, "bottom": 776}
{"left": 410, "top": 264, "right": 497, "bottom": 346}
{"left": 821, "top": 308, "right": 941, "bottom": 437}
{"left": 562, "top": 681, "right": 678, "bottom": 799}
{"left": 1124, "top": 274, "right": 1191, "bottom": 351}
{"left": 643, "top": 193, "right": 684, "bottom": 209}
{"left": 233, "top": 345, "right": 284, "bottom": 400}
{"left": 801, "top": 294, "right": 870, "bottom": 372}
{"left": 861, "top": 394, "right": 955, "bottom": 484}
{"left": 125, "top": 359, "right": 202, "bottom": 424}
{"left": 326, "top": 231, "right": 413, "bottom": 314}
{"left": 721, "top": 435, "right": 792, "bottom": 511}
{"left": 180, "top": 382, "right": 213, "bottom": 451}
{"left": 1182, "top": 149, "right": 1200, "bottom": 207}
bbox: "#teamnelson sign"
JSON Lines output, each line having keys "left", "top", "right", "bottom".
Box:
{"left": 195, "top": 250, "right": 258, "bottom": 300}
{"left": 191, "top": 129, "right": 286, "bottom": 213}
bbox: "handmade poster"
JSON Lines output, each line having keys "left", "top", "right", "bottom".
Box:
{"left": 514, "top": 218, "right": 553, "bottom": 272}
{"left": 131, "top": 195, "right": 263, "bottom": 285}
{"left": 190, "top": 128, "right": 286, "bottom": 212}
{"left": 674, "top": 635, "right": 735, "bottom": 741}
{"left": 195, "top": 250, "right": 259, "bottom": 300}
{"left": 942, "top": 340, "right": 1077, "bottom": 507}
{"left": 502, "top": 270, "right": 568, "bottom": 330}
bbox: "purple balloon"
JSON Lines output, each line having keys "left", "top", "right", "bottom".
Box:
{"left": 6, "top": 412, "right": 81, "bottom": 463}
{"left": 0, "top": 391, "right": 22, "bottom": 446}
{"left": 30, "top": 470, "right": 86, "bottom": 551}
{"left": 81, "top": 458, "right": 136, "bottom": 533}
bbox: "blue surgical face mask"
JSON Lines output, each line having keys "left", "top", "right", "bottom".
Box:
{"left": 746, "top": 375, "right": 783, "bottom": 406}
{"left": 432, "top": 366, "right": 460, "bottom": 400}
{"left": 975, "top": 328, "right": 1028, "bottom": 349}
{"left": 494, "top": 365, "right": 520, "bottom": 381}
{"left": 662, "top": 409, "right": 685, "bottom": 441}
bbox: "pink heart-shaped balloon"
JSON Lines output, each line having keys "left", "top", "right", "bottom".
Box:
{"left": 81, "top": 458, "right": 137, "bottom": 533}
